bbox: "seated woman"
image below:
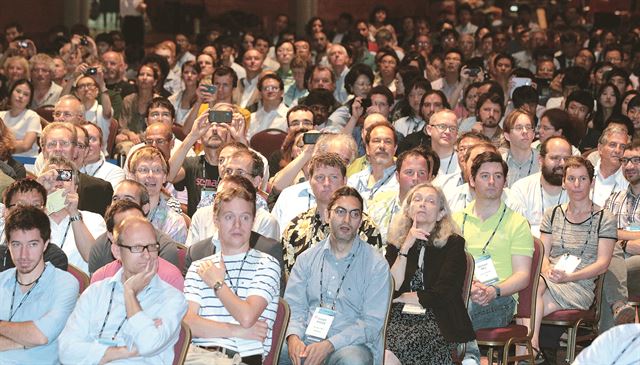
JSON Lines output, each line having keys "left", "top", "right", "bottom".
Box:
{"left": 526, "top": 156, "right": 616, "bottom": 361}
{"left": 128, "top": 146, "right": 187, "bottom": 243}
{"left": 385, "top": 182, "right": 475, "bottom": 365}
{"left": 0, "top": 79, "right": 41, "bottom": 157}
{"left": 0, "top": 117, "right": 26, "bottom": 179}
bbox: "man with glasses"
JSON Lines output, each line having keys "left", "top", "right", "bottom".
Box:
{"left": 51, "top": 95, "right": 85, "bottom": 124}
{"left": 247, "top": 74, "right": 289, "bottom": 139}
{"left": 59, "top": 216, "right": 187, "bottom": 364}
{"left": 426, "top": 109, "right": 461, "bottom": 179}
{"left": 183, "top": 186, "right": 281, "bottom": 365}
{"left": 281, "top": 153, "right": 383, "bottom": 276}
{"left": 88, "top": 180, "right": 180, "bottom": 275}
{"left": 37, "top": 156, "right": 107, "bottom": 274}
{"left": 0, "top": 179, "right": 68, "bottom": 271}
{"left": 500, "top": 110, "right": 539, "bottom": 187}
{"left": 281, "top": 186, "right": 391, "bottom": 365}
{"left": 0, "top": 206, "right": 78, "bottom": 364}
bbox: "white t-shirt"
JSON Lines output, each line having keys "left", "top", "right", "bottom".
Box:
{"left": 50, "top": 210, "right": 107, "bottom": 274}
{"left": 0, "top": 109, "right": 41, "bottom": 157}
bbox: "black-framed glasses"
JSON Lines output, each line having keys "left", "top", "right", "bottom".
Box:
{"left": 620, "top": 157, "right": 640, "bottom": 165}
{"left": 332, "top": 207, "right": 362, "bottom": 220}
{"left": 117, "top": 242, "right": 160, "bottom": 253}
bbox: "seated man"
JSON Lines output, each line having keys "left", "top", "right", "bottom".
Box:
{"left": 59, "top": 216, "right": 187, "bottom": 364}
{"left": 184, "top": 185, "right": 281, "bottom": 365}
{"left": 38, "top": 156, "right": 107, "bottom": 274}
{"left": 0, "top": 206, "right": 78, "bottom": 364}
{"left": 452, "top": 151, "right": 533, "bottom": 364}
{"left": 0, "top": 179, "right": 68, "bottom": 271}
{"left": 281, "top": 186, "right": 391, "bottom": 365}
{"left": 90, "top": 199, "right": 184, "bottom": 291}
{"left": 88, "top": 179, "right": 179, "bottom": 273}
{"left": 281, "top": 153, "right": 383, "bottom": 276}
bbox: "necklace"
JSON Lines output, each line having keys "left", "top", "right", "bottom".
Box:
{"left": 16, "top": 266, "right": 45, "bottom": 286}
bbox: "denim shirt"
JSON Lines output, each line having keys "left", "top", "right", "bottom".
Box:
{"left": 284, "top": 237, "right": 391, "bottom": 364}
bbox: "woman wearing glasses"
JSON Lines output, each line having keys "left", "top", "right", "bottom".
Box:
{"left": 128, "top": 146, "right": 187, "bottom": 243}
{"left": 0, "top": 79, "right": 41, "bottom": 158}
{"left": 500, "top": 109, "right": 539, "bottom": 187}
{"left": 385, "top": 183, "right": 474, "bottom": 365}
{"left": 525, "top": 156, "right": 616, "bottom": 362}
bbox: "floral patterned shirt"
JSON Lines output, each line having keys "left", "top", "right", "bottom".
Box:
{"left": 281, "top": 206, "right": 384, "bottom": 276}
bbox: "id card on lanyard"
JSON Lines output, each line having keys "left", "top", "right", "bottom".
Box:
{"left": 305, "top": 307, "right": 336, "bottom": 342}
{"left": 462, "top": 206, "right": 507, "bottom": 285}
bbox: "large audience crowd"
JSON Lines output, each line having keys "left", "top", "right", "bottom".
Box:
{"left": 1, "top": 1, "right": 640, "bottom": 364}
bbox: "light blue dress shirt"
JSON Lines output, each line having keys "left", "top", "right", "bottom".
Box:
{"left": 58, "top": 268, "right": 187, "bottom": 364}
{"left": 0, "top": 263, "right": 78, "bottom": 365}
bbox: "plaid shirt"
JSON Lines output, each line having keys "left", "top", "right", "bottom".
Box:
{"left": 604, "top": 185, "right": 640, "bottom": 229}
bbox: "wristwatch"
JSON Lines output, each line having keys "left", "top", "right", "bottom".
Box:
{"left": 69, "top": 213, "right": 82, "bottom": 222}
{"left": 490, "top": 284, "right": 501, "bottom": 297}
{"left": 213, "top": 281, "right": 224, "bottom": 292}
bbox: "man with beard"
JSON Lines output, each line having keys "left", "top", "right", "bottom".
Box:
{"left": 510, "top": 136, "right": 572, "bottom": 237}
{"left": 347, "top": 121, "right": 398, "bottom": 205}
{"left": 29, "top": 54, "right": 63, "bottom": 109}
{"left": 101, "top": 51, "right": 135, "bottom": 120}
{"left": 476, "top": 92, "right": 506, "bottom": 148}
{"left": 0, "top": 206, "right": 78, "bottom": 364}
{"left": 281, "top": 186, "right": 391, "bottom": 365}
{"left": 168, "top": 105, "right": 230, "bottom": 216}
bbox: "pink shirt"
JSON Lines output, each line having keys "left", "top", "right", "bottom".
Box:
{"left": 91, "top": 257, "right": 184, "bottom": 291}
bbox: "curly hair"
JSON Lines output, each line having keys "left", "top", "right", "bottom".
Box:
{"left": 0, "top": 117, "right": 16, "bottom": 160}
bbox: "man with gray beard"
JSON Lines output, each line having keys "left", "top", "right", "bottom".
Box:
{"left": 510, "top": 136, "right": 573, "bottom": 237}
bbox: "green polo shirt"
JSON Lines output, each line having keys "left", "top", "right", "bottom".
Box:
{"left": 453, "top": 200, "right": 533, "bottom": 284}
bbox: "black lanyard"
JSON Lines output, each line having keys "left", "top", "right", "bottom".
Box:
{"left": 9, "top": 270, "right": 44, "bottom": 321}
{"left": 610, "top": 331, "right": 640, "bottom": 364}
{"left": 366, "top": 168, "right": 395, "bottom": 201}
{"left": 319, "top": 247, "right": 356, "bottom": 311}
{"left": 98, "top": 283, "right": 128, "bottom": 341}
{"left": 541, "top": 184, "right": 564, "bottom": 216}
{"left": 462, "top": 205, "right": 507, "bottom": 254}
{"left": 560, "top": 204, "right": 596, "bottom": 257}
{"left": 224, "top": 251, "right": 249, "bottom": 294}
{"left": 88, "top": 160, "right": 105, "bottom": 177}
{"left": 443, "top": 153, "right": 455, "bottom": 175}
{"left": 58, "top": 221, "right": 72, "bottom": 249}
{"left": 507, "top": 150, "right": 534, "bottom": 178}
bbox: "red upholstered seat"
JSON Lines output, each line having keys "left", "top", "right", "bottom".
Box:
{"left": 543, "top": 309, "right": 595, "bottom": 322}
{"left": 475, "top": 324, "right": 528, "bottom": 342}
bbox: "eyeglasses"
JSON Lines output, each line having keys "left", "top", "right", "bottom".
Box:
{"left": 76, "top": 143, "right": 88, "bottom": 150}
{"left": 144, "top": 138, "right": 169, "bottom": 146}
{"left": 512, "top": 125, "right": 534, "bottom": 133}
{"left": 331, "top": 206, "right": 362, "bottom": 220}
{"left": 117, "top": 242, "right": 161, "bottom": 253}
{"left": 224, "top": 168, "right": 254, "bottom": 178}
{"left": 620, "top": 157, "right": 640, "bottom": 165}
{"left": 430, "top": 124, "right": 458, "bottom": 133}
{"left": 135, "top": 167, "right": 165, "bottom": 175}
{"left": 289, "top": 120, "right": 314, "bottom": 128}
{"left": 53, "top": 111, "right": 80, "bottom": 119}
{"left": 76, "top": 83, "right": 97, "bottom": 90}
{"left": 45, "top": 140, "right": 72, "bottom": 149}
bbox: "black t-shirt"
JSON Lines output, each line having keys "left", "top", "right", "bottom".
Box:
{"left": 175, "top": 155, "right": 220, "bottom": 217}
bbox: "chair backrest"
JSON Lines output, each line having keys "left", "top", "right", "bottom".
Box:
{"left": 381, "top": 275, "right": 395, "bottom": 365}
{"left": 106, "top": 118, "right": 118, "bottom": 156}
{"left": 172, "top": 124, "right": 187, "bottom": 142}
{"left": 591, "top": 274, "right": 606, "bottom": 333}
{"left": 172, "top": 321, "right": 191, "bottom": 365}
{"left": 264, "top": 298, "right": 291, "bottom": 365}
{"left": 35, "top": 105, "right": 55, "bottom": 123}
{"left": 67, "top": 263, "right": 90, "bottom": 294}
{"left": 249, "top": 128, "right": 288, "bottom": 158}
{"left": 176, "top": 243, "right": 187, "bottom": 276}
{"left": 516, "top": 239, "right": 544, "bottom": 323}
{"left": 462, "top": 252, "right": 474, "bottom": 308}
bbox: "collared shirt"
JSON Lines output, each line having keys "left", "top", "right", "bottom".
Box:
{"left": 50, "top": 210, "right": 107, "bottom": 274}
{"left": 30, "top": 82, "right": 62, "bottom": 109}
{"left": 453, "top": 201, "right": 534, "bottom": 284}
{"left": 347, "top": 164, "right": 398, "bottom": 205}
{"left": 176, "top": 51, "right": 196, "bottom": 68}
{"left": 164, "top": 64, "right": 183, "bottom": 95}
{"left": 90, "top": 257, "right": 185, "bottom": 291}
{"left": 59, "top": 269, "right": 187, "bottom": 364}
{"left": 365, "top": 190, "right": 401, "bottom": 240}
{"left": 272, "top": 181, "right": 316, "bottom": 230}
{"left": 0, "top": 264, "right": 78, "bottom": 365}
{"left": 283, "top": 86, "right": 308, "bottom": 107}
{"left": 333, "top": 67, "right": 350, "bottom": 104}
{"left": 510, "top": 172, "right": 569, "bottom": 238}
{"left": 501, "top": 148, "right": 540, "bottom": 187}
{"left": 281, "top": 206, "right": 384, "bottom": 276}
{"left": 247, "top": 102, "right": 289, "bottom": 139}
{"left": 80, "top": 154, "right": 126, "bottom": 189}
{"left": 284, "top": 237, "right": 391, "bottom": 365}
{"left": 186, "top": 203, "right": 280, "bottom": 246}
{"left": 433, "top": 171, "right": 464, "bottom": 198}
{"left": 148, "top": 194, "right": 187, "bottom": 244}
{"left": 592, "top": 162, "right": 629, "bottom": 207}
{"left": 605, "top": 185, "right": 640, "bottom": 230}
{"left": 240, "top": 76, "right": 259, "bottom": 108}
{"left": 393, "top": 115, "right": 424, "bottom": 137}
{"left": 184, "top": 249, "right": 280, "bottom": 357}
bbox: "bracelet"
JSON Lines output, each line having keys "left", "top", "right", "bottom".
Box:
{"left": 69, "top": 213, "right": 82, "bottom": 222}
{"left": 398, "top": 252, "right": 408, "bottom": 257}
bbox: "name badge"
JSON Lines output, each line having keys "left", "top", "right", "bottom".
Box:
{"left": 198, "top": 188, "right": 216, "bottom": 209}
{"left": 305, "top": 307, "right": 336, "bottom": 342}
{"left": 97, "top": 338, "right": 120, "bottom": 347}
{"left": 475, "top": 254, "right": 500, "bottom": 285}
{"left": 554, "top": 253, "right": 581, "bottom": 274}
{"left": 402, "top": 303, "right": 426, "bottom": 315}
{"left": 626, "top": 224, "right": 640, "bottom": 232}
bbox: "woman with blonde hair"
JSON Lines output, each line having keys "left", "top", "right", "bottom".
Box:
{"left": 385, "top": 182, "right": 475, "bottom": 364}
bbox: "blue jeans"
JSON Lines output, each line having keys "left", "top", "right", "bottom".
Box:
{"left": 279, "top": 342, "right": 373, "bottom": 365}
{"left": 464, "top": 295, "right": 517, "bottom": 363}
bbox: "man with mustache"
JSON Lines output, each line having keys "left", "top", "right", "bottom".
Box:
{"left": 347, "top": 121, "right": 398, "bottom": 205}
{"left": 476, "top": 92, "right": 506, "bottom": 148}
{"left": 510, "top": 136, "right": 572, "bottom": 237}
